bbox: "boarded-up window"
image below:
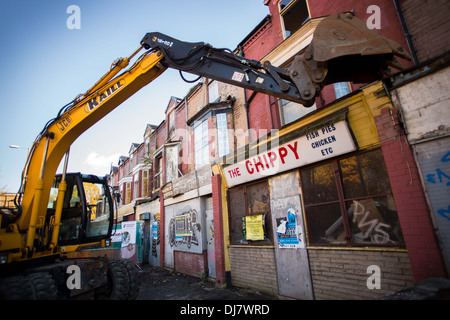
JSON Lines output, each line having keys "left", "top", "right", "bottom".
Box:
{"left": 166, "top": 145, "right": 178, "bottom": 182}
{"left": 228, "top": 181, "right": 273, "bottom": 245}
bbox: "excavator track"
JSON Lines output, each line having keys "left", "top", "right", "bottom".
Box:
{"left": 0, "top": 258, "right": 139, "bottom": 300}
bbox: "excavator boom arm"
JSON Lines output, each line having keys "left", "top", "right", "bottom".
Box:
{"left": 1, "top": 13, "right": 410, "bottom": 261}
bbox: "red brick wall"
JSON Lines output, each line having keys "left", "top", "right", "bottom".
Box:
{"left": 248, "top": 93, "right": 272, "bottom": 141}
{"left": 241, "top": 4, "right": 282, "bottom": 138}
{"left": 307, "top": 0, "right": 413, "bottom": 68}
{"left": 374, "top": 107, "right": 447, "bottom": 281}
{"left": 212, "top": 174, "right": 226, "bottom": 285}
{"left": 399, "top": 0, "right": 450, "bottom": 63}
{"left": 174, "top": 251, "right": 208, "bottom": 278}
{"left": 155, "top": 123, "right": 167, "bottom": 150}
{"left": 240, "top": 17, "right": 283, "bottom": 61}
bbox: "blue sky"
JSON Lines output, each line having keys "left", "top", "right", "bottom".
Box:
{"left": 0, "top": 1, "right": 269, "bottom": 192}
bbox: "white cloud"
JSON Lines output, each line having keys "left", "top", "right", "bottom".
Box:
{"left": 83, "top": 152, "right": 120, "bottom": 175}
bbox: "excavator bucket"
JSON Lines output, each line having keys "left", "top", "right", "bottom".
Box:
{"left": 289, "top": 13, "right": 412, "bottom": 101}
{"left": 312, "top": 13, "right": 411, "bottom": 64}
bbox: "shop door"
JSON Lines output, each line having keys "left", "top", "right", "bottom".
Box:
{"left": 205, "top": 197, "right": 216, "bottom": 278}
{"left": 142, "top": 220, "right": 150, "bottom": 264}
{"left": 148, "top": 213, "right": 161, "bottom": 267}
{"left": 269, "top": 171, "right": 313, "bottom": 300}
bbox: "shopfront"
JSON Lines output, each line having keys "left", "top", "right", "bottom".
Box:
{"left": 212, "top": 82, "right": 425, "bottom": 299}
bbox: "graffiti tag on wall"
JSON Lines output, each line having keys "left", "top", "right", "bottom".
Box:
{"left": 168, "top": 209, "right": 201, "bottom": 248}
{"left": 426, "top": 151, "right": 450, "bottom": 222}
{"left": 351, "top": 200, "right": 394, "bottom": 244}
{"left": 151, "top": 220, "right": 160, "bottom": 257}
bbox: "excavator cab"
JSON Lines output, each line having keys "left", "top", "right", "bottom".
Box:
{"left": 46, "top": 173, "right": 113, "bottom": 247}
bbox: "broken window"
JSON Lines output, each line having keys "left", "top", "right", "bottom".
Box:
{"left": 280, "top": 0, "right": 310, "bottom": 38}
{"left": 154, "top": 155, "right": 162, "bottom": 190}
{"left": 228, "top": 181, "right": 273, "bottom": 245}
{"left": 300, "top": 149, "right": 404, "bottom": 247}
{"left": 168, "top": 110, "right": 175, "bottom": 137}
{"left": 165, "top": 144, "right": 179, "bottom": 183}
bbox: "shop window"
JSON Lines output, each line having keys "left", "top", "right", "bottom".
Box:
{"left": 228, "top": 181, "right": 273, "bottom": 245}
{"left": 280, "top": 0, "right": 310, "bottom": 38}
{"left": 300, "top": 149, "right": 404, "bottom": 247}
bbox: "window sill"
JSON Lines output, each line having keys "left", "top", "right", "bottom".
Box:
{"left": 307, "top": 246, "right": 408, "bottom": 253}
{"left": 229, "top": 244, "right": 275, "bottom": 249}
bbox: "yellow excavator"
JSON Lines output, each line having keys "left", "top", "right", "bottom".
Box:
{"left": 0, "top": 13, "right": 410, "bottom": 299}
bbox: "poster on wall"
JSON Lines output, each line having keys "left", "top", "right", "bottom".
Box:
{"left": 175, "top": 214, "right": 193, "bottom": 240}
{"left": 245, "top": 214, "right": 264, "bottom": 241}
{"left": 121, "top": 221, "right": 137, "bottom": 260}
{"left": 110, "top": 224, "right": 123, "bottom": 247}
{"left": 276, "top": 207, "right": 304, "bottom": 248}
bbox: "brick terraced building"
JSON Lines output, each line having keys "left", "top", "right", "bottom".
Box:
{"left": 108, "top": 0, "right": 449, "bottom": 299}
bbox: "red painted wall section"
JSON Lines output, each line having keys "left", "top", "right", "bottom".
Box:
{"left": 374, "top": 107, "right": 447, "bottom": 281}
{"left": 174, "top": 251, "right": 207, "bottom": 278}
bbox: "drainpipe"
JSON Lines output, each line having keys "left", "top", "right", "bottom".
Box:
{"left": 393, "top": 0, "right": 419, "bottom": 65}
{"left": 238, "top": 45, "right": 252, "bottom": 143}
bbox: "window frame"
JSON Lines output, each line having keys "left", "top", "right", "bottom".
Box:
{"left": 153, "top": 155, "right": 162, "bottom": 191}
{"left": 208, "top": 80, "right": 219, "bottom": 103}
{"left": 279, "top": 0, "right": 310, "bottom": 39}
{"left": 142, "top": 169, "right": 149, "bottom": 198}
{"left": 194, "top": 119, "right": 209, "bottom": 169}
{"left": 125, "top": 182, "right": 131, "bottom": 204}
{"left": 227, "top": 179, "right": 273, "bottom": 246}
{"left": 133, "top": 172, "right": 139, "bottom": 200}
{"left": 333, "top": 82, "right": 351, "bottom": 99}
{"left": 300, "top": 148, "right": 405, "bottom": 248}
{"left": 216, "top": 113, "right": 230, "bottom": 158}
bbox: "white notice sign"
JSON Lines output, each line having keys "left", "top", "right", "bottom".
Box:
{"left": 224, "top": 120, "right": 356, "bottom": 187}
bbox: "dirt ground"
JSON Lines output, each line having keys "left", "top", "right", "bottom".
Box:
{"left": 136, "top": 265, "right": 277, "bottom": 300}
